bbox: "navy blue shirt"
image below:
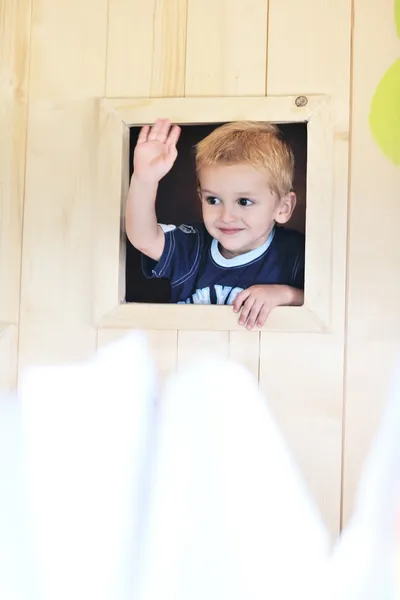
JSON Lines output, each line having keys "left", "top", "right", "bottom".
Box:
{"left": 142, "top": 223, "right": 305, "bottom": 305}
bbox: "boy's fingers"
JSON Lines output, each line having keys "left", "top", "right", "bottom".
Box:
{"left": 244, "top": 302, "right": 263, "bottom": 330}
{"left": 148, "top": 119, "right": 168, "bottom": 141}
{"left": 159, "top": 118, "right": 172, "bottom": 138}
{"left": 166, "top": 124, "right": 181, "bottom": 148}
{"left": 167, "top": 145, "right": 178, "bottom": 163}
{"left": 256, "top": 304, "right": 272, "bottom": 328}
{"left": 233, "top": 289, "right": 250, "bottom": 313}
{"left": 238, "top": 297, "right": 256, "bottom": 326}
{"left": 137, "top": 125, "right": 150, "bottom": 144}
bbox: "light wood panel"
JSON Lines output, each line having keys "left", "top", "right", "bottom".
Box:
{"left": 95, "top": 101, "right": 129, "bottom": 324}
{"left": 229, "top": 332, "right": 260, "bottom": 382}
{"left": 267, "top": 0, "right": 351, "bottom": 123}
{"left": 265, "top": 0, "right": 352, "bottom": 534}
{"left": 259, "top": 333, "right": 344, "bottom": 536}
{"left": 177, "top": 331, "right": 229, "bottom": 372}
{"left": 343, "top": 0, "right": 400, "bottom": 525}
{"left": 29, "top": 0, "right": 108, "bottom": 100}
{"left": 0, "top": 0, "right": 30, "bottom": 323}
{"left": 106, "top": 0, "right": 187, "bottom": 98}
{"left": 100, "top": 303, "right": 323, "bottom": 332}
{"left": 19, "top": 0, "right": 109, "bottom": 372}
{"left": 97, "top": 329, "right": 178, "bottom": 388}
{"left": 150, "top": 0, "right": 187, "bottom": 97}
{"left": 19, "top": 101, "right": 99, "bottom": 367}
{"left": 185, "top": 0, "right": 268, "bottom": 96}
{"left": 0, "top": 0, "right": 32, "bottom": 388}
{"left": 107, "top": 94, "right": 321, "bottom": 125}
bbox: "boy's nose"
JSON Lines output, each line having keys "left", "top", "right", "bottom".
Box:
{"left": 220, "top": 207, "right": 237, "bottom": 223}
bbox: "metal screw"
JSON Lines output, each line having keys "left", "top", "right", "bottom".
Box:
{"left": 295, "top": 95, "right": 308, "bottom": 107}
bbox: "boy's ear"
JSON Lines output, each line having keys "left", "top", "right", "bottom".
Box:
{"left": 275, "top": 191, "right": 297, "bottom": 224}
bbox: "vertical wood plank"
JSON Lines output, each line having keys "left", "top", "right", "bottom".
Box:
{"left": 97, "top": 329, "right": 178, "bottom": 388}
{"left": 29, "top": 0, "right": 108, "bottom": 100}
{"left": 343, "top": 0, "right": 400, "bottom": 526}
{"left": 177, "top": 331, "right": 229, "bottom": 372}
{"left": 150, "top": 0, "right": 187, "bottom": 97}
{"left": 106, "top": 0, "right": 187, "bottom": 98}
{"left": 260, "top": 333, "right": 344, "bottom": 536}
{"left": 229, "top": 331, "right": 260, "bottom": 382}
{"left": 0, "top": 0, "right": 32, "bottom": 313}
{"left": 106, "top": 0, "right": 156, "bottom": 97}
{"left": 19, "top": 0, "right": 109, "bottom": 371}
{"left": 267, "top": 0, "right": 351, "bottom": 124}
{"left": 95, "top": 102, "right": 127, "bottom": 323}
{"left": 19, "top": 101, "right": 99, "bottom": 366}
{"left": 185, "top": 0, "right": 268, "bottom": 96}
{"left": 0, "top": 0, "right": 32, "bottom": 387}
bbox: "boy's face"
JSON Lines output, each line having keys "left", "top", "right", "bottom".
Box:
{"left": 198, "top": 163, "right": 296, "bottom": 258}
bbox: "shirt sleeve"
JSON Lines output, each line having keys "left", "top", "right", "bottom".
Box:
{"left": 141, "top": 224, "right": 203, "bottom": 286}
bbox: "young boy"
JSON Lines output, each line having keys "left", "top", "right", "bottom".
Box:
{"left": 125, "top": 119, "right": 305, "bottom": 330}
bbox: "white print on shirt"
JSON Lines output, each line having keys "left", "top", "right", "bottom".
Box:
{"left": 178, "top": 225, "right": 197, "bottom": 234}
{"left": 177, "top": 285, "right": 244, "bottom": 305}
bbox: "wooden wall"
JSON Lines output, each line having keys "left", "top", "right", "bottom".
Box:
{"left": 0, "top": 0, "right": 398, "bottom": 534}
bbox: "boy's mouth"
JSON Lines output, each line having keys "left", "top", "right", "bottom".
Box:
{"left": 218, "top": 228, "right": 243, "bottom": 235}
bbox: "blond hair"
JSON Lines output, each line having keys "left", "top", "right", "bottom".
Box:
{"left": 195, "top": 121, "right": 294, "bottom": 198}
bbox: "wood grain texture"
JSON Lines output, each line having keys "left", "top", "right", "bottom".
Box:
{"left": 107, "top": 0, "right": 187, "bottom": 97}
{"left": 95, "top": 101, "right": 128, "bottom": 323}
{"left": 29, "top": 0, "right": 108, "bottom": 100}
{"left": 0, "top": 0, "right": 32, "bottom": 387}
{"left": 185, "top": 0, "right": 267, "bottom": 96}
{"left": 177, "top": 331, "right": 229, "bottom": 372}
{"left": 19, "top": 100, "right": 99, "bottom": 368}
{"left": 19, "top": 0, "right": 108, "bottom": 371}
{"left": 260, "top": 333, "right": 344, "bottom": 536}
{"left": 108, "top": 94, "right": 318, "bottom": 125}
{"left": 150, "top": 0, "right": 187, "bottom": 97}
{"left": 267, "top": 0, "right": 351, "bottom": 125}
{"left": 229, "top": 331, "right": 260, "bottom": 382}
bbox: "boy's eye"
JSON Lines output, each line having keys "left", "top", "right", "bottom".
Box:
{"left": 238, "top": 198, "right": 253, "bottom": 206}
{"left": 205, "top": 196, "right": 221, "bottom": 205}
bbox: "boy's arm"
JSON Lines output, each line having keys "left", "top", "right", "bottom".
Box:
{"left": 282, "top": 285, "right": 304, "bottom": 307}
{"left": 125, "top": 175, "right": 165, "bottom": 262}
{"left": 125, "top": 119, "right": 181, "bottom": 262}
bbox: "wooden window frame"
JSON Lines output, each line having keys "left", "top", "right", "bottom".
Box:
{"left": 96, "top": 95, "right": 333, "bottom": 333}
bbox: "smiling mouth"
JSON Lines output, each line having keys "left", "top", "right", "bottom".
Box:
{"left": 218, "top": 228, "right": 243, "bottom": 235}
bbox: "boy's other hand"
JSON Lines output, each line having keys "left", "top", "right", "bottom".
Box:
{"left": 233, "top": 285, "right": 304, "bottom": 330}
{"left": 133, "top": 118, "right": 181, "bottom": 184}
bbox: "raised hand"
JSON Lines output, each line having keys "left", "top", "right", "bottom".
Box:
{"left": 133, "top": 118, "right": 181, "bottom": 184}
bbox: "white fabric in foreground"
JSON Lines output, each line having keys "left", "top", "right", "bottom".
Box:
{"left": 0, "top": 332, "right": 399, "bottom": 600}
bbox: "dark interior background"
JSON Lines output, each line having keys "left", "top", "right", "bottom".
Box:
{"left": 125, "top": 122, "right": 307, "bottom": 303}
